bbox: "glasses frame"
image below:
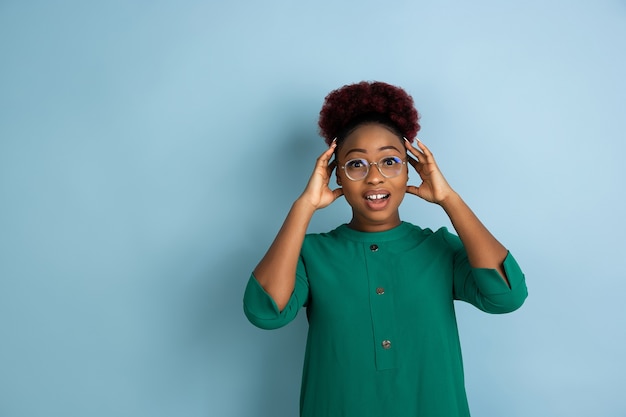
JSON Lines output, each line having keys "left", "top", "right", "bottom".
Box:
{"left": 339, "top": 156, "right": 407, "bottom": 181}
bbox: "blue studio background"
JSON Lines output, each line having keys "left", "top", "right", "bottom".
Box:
{"left": 1, "top": 1, "right": 625, "bottom": 416}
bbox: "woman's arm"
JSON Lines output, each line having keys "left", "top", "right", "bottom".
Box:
{"left": 405, "top": 139, "right": 509, "bottom": 284}
{"left": 253, "top": 141, "right": 343, "bottom": 310}
{"left": 439, "top": 193, "right": 509, "bottom": 283}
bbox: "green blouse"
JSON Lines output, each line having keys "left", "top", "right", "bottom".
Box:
{"left": 244, "top": 222, "right": 528, "bottom": 417}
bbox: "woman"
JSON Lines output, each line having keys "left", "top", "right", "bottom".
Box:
{"left": 243, "top": 81, "right": 528, "bottom": 417}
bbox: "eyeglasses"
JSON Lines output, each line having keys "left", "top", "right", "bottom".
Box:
{"left": 339, "top": 156, "right": 407, "bottom": 181}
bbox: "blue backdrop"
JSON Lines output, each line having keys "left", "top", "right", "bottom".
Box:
{"left": 1, "top": 1, "right": 625, "bottom": 416}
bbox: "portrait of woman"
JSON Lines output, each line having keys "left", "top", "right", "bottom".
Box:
{"left": 243, "top": 81, "right": 528, "bottom": 417}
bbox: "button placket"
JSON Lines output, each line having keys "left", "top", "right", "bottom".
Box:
{"left": 364, "top": 241, "right": 398, "bottom": 370}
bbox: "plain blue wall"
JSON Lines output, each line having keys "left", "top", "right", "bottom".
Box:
{"left": 1, "top": 1, "right": 625, "bottom": 416}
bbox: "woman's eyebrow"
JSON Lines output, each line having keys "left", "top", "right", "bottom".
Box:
{"left": 344, "top": 145, "right": 403, "bottom": 157}
{"left": 344, "top": 148, "right": 367, "bottom": 157}
{"left": 379, "top": 145, "right": 403, "bottom": 153}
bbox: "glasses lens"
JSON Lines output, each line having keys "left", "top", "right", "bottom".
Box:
{"left": 379, "top": 156, "right": 403, "bottom": 178}
{"left": 345, "top": 159, "right": 368, "bottom": 180}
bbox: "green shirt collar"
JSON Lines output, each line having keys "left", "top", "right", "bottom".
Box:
{"left": 334, "top": 221, "right": 415, "bottom": 242}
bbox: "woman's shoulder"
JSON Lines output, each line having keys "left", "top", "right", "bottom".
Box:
{"left": 302, "top": 224, "right": 347, "bottom": 244}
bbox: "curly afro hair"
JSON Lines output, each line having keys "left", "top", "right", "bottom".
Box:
{"left": 318, "top": 81, "right": 420, "bottom": 146}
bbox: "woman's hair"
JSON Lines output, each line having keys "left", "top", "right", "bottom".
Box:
{"left": 318, "top": 81, "right": 420, "bottom": 146}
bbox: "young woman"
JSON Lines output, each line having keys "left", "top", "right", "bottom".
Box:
{"left": 243, "top": 81, "right": 528, "bottom": 417}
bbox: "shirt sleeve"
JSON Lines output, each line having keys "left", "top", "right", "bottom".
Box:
{"left": 444, "top": 231, "right": 528, "bottom": 314}
{"left": 242, "top": 261, "right": 310, "bottom": 330}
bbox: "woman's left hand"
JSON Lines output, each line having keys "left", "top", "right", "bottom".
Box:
{"left": 405, "top": 138, "right": 455, "bottom": 205}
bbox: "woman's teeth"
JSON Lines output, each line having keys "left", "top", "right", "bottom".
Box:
{"left": 366, "top": 194, "right": 389, "bottom": 201}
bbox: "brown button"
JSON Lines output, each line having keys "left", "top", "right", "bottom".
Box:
{"left": 376, "top": 287, "right": 385, "bottom": 295}
{"left": 382, "top": 340, "right": 391, "bottom": 349}
{"left": 370, "top": 244, "right": 379, "bottom": 252}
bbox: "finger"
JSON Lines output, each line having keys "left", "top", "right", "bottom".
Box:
{"left": 406, "top": 154, "right": 421, "bottom": 171}
{"left": 404, "top": 137, "right": 425, "bottom": 161}
{"left": 325, "top": 140, "right": 338, "bottom": 158}
{"left": 406, "top": 184, "right": 420, "bottom": 197}
{"left": 415, "top": 138, "right": 435, "bottom": 162}
{"left": 316, "top": 141, "right": 337, "bottom": 167}
{"left": 326, "top": 159, "right": 337, "bottom": 176}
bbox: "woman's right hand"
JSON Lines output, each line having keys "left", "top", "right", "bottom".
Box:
{"left": 299, "top": 140, "right": 344, "bottom": 209}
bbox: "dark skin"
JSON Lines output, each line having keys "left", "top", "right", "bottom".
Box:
{"left": 254, "top": 123, "right": 509, "bottom": 311}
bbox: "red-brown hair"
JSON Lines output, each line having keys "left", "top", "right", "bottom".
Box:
{"left": 318, "top": 81, "right": 420, "bottom": 145}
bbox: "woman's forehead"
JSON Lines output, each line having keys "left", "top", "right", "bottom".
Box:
{"left": 338, "top": 124, "right": 405, "bottom": 157}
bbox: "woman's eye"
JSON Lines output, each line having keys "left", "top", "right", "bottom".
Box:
{"left": 382, "top": 156, "right": 401, "bottom": 166}
{"left": 347, "top": 160, "right": 366, "bottom": 168}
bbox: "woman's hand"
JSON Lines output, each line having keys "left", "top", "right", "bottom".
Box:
{"left": 299, "top": 140, "right": 344, "bottom": 209}
{"left": 405, "top": 138, "right": 455, "bottom": 205}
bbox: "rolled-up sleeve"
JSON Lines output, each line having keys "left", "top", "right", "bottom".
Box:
{"left": 458, "top": 252, "right": 528, "bottom": 313}
{"left": 243, "top": 270, "right": 309, "bottom": 330}
{"left": 446, "top": 232, "right": 528, "bottom": 314}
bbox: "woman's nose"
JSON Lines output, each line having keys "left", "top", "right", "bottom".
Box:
{"left": 365, "top": 162, "right": 384, "bottom": 184}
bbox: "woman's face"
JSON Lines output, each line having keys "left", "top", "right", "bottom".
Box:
{"left": 335, "top": 123, "right": 408, "bottom": 232}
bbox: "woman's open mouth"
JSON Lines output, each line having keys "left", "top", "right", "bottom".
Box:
{"left": 364, "top": 191, "right": 390, "bottom": 210}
